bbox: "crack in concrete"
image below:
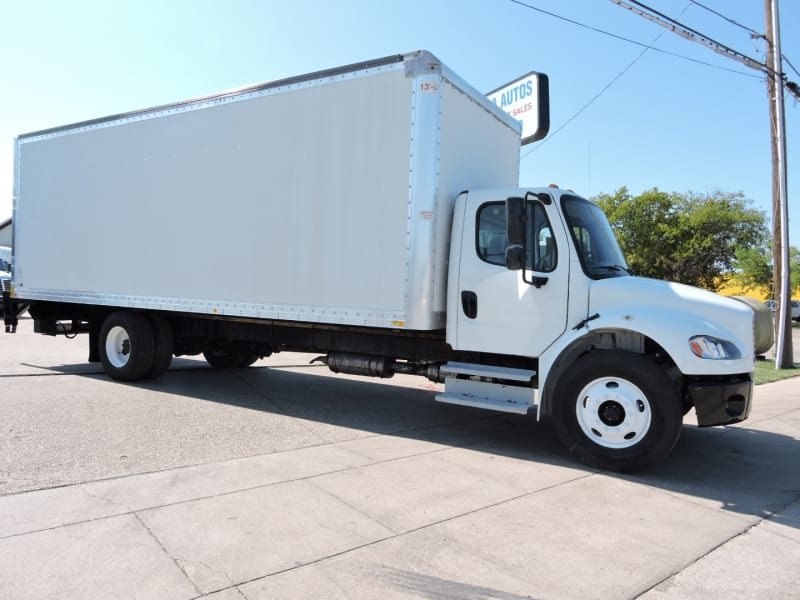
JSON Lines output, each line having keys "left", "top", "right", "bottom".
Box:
{"left": 0, "top": 424, "right": 507, "bottom": 540}
{"left": 312, "top": 483, "right": 399, "bottom": 535}
{"left": 79, "top": 483, "right": 132, "bottom": 512}
{"left": 232, "top": 472, "right": 598, "bottom": 590}
{"left": 232, "top": 369, "right": 286, "bottom": 413}
{"left": 174, "top": 556, "right": 236, "bottom": 593}
{"left": 187, "top": 583, "right": 250, "bottom": 600}
{"left": 633, "top": 490, "right": 800, "bottom": 599}
{"left": 132, "top": 512, "right": 204, "bottom": 597}
{"left": 0, "top": 409, "right": 503, "bottom": 498}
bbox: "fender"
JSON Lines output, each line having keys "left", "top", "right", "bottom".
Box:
{"left": 537, "top": 277, "right": 755, "bottom": 418}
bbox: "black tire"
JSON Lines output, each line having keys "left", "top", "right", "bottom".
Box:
{"left": 99, "top": 312, "right": 156, "bottom": 381}
{"left": 238, "top": 353, "right": 259, "bottom": 368}
{"left": 203, "top": 346, "right": 261, "bottom": 369}
{"left": 146, "top": 313, "right": 174, "bottom": 378}
{"left": 552, "top": 351, "right": 683, "bottom": 472}
{"left": 203, "top": 347, "right": 246, "bottom": 369}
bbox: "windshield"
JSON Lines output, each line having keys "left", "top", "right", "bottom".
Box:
{"left": 561, "top": 195, "right": 630, "bottom": 279}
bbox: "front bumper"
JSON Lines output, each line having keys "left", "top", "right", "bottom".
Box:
{"left": 687, "top": 375, "right": 753, "bottom": 427}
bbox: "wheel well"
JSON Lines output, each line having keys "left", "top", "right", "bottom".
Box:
{"left": 540, "top": 330, "right": 680, "bottom": 416}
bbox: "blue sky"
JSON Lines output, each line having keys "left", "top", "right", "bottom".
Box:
{"left": 1, "top": 0, "right": 797, "bottom": 247}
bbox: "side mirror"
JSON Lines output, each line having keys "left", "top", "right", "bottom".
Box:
{"left": 505, "top": 245, "right": 525, "bottom": 271}
{"left": 506, "top": 196, "right": 526, "bottom": 245}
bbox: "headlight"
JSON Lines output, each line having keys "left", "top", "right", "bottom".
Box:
{"left": 689, "top": 335, "right": 739, "bottom": 359}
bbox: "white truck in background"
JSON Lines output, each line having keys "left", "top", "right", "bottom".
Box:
{"left": 0, "top": 246, "right": 11, "bottom": 312}
{"left": 4, "top": 50, "right": 755, "bottom": 470}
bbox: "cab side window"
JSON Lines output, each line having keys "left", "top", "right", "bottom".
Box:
{"left": 476, "top": 203, "right": 508, "bottom": 266}
{"left": 476, "top": 201, "right": 556, "bottom": 272}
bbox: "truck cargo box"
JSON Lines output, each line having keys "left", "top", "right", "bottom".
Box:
{"left": 13, "top": 50, "right": 521, "bottom": 330}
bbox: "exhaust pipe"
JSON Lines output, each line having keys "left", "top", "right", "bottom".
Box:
{"left": 312, "top": 353, "right": 443, "bottom": 382}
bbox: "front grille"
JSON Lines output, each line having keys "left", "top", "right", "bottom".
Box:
{"left": 0, "top": 278, "right": 9, "bottom": 293}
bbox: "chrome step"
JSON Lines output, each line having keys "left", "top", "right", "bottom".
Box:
{"left": 435, "top": 378, "right": 536, "bottom": 415}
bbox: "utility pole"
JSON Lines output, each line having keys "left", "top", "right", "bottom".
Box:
{"left": 610, "top": 0, "right": 794, "bottom": 367}
{"left": 765, "top": 0, "right": 793, "bottom": 369}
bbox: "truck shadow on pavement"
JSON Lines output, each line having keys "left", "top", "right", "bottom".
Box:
{"left": 114, "top": 363, "right": 800, "bottom": 532}
{"left": 624, "top": 424, "right": 800, "bottom": 532}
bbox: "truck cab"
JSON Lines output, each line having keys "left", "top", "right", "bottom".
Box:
{"left": 441, "top": 186, "right": 754, "bottom": 470}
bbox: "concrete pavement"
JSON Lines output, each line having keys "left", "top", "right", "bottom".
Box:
{"left": 1, "top": 322, "right": 799, "bottom": 599}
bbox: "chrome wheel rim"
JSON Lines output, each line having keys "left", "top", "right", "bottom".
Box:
{"left": 105, "top": 326, "right": 131, "bottom": 368}
{"left": 575, "top": 377, "right": 652, "bottom": 449}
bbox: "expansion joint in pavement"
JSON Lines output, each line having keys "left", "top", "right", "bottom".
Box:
{"left": 232, "top": 370, "right": 286, "bottom": 413}
{"left": 230, "top": 471, "right": 598, "bottom": 591}
{"left": 132, "top": 511, "right": 205, "bottom": 597}
{"left": 633, "top": 491, "right": 800, "bottom": 599}
{"left": 0, "top": 431, "right": 504, "bottom": 542}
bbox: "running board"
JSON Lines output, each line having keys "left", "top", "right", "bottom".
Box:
{"left": 435, "top": 363, "right": 537, "bottom": 415}
{"left": 436, "top": 380, "right": 535, "bottom": 414}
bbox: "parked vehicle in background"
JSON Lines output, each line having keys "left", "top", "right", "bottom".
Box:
{"left": 764, "top": 299, "right": 800, "bottom": 321}
{"left": 0, "top": 246, "right": 11, "bottom": 316}
{"left": 4, "top": 50, "right": 757, "bottom": 471}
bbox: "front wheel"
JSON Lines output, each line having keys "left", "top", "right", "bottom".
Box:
{"left": 552, "top": 351, "right": 682, "bottom": 471}
{"left": 203, "top": 346, "right": 259, "bottom": 369}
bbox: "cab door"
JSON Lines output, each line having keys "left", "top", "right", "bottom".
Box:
{"left": 454, "top": 194, "right": 570, "bottom": 358}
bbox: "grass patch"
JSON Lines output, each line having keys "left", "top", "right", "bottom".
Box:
{"left": 754, "top": 359, "right": 800, "bottom": 385}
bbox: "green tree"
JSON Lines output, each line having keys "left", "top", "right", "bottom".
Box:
{"left": 594, "top": 188, "right": 768, "bottom": 290}
{"left": 733, "top": 244, "right": 800, "bottom": 295}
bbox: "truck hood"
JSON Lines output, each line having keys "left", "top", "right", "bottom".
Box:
{"left": 587, "top": 276, "right": 755, "bottom": 375}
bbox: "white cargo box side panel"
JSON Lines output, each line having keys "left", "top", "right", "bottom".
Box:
{"left": 15, "top": 63, "right": 422, "bottom": 327}
{"left": 401, "top": 58, "right": 521, "bottom": 329}
{"left": 431, "top": 75, "right": 521, "bottom": 314}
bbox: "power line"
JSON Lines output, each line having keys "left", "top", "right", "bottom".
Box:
{"left": 686, "top": 1, "right": 799, "bottom": 90}
{"left": 687, "top": 0, "right": 763, "bottom": 38}
{"left": 521, "top": 48, "right": 645, "bottom": 157}
{"left": 615, "top": 0, "right": 800, "bottom": 100}
{"left": 623, "top": 0, "right": 771, "bottom": 74}
{"left": 507, "top": 0, "right": 759, "bottom": 79}
{"left": 522, "top": 5, "right": 684, "bottom": 158}
{"left": 783, "top": 55, "right": 800, "bottom": 80}
{"left": 515, "top": 0, "right": 796, "bottom": 158}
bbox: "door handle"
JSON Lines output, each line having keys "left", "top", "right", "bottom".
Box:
{"left": 461, "top": 291, "right": 478, "bottom": 319}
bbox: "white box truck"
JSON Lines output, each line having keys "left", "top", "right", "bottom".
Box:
{"left": 4, "top": 50, "right": 755, "bottom": 470}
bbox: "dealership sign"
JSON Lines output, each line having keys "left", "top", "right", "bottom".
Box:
{"left": 487, "top": 72, "right": 550, "bottom": 145}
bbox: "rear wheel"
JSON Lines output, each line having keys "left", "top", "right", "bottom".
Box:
{"left": 203, "top": 346, "right": 258, "bottom": 369}
{"left": 552, "top": 351, "right": 682, "bottom": 471}
{"left": 146, "top": 313, "right": 174, "bottom": 378}
{"left": 99, "top": 312, "right": 156, "bottom": 381}
{"left": 238, "top": 353, "right": 259, "bottom": 368}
